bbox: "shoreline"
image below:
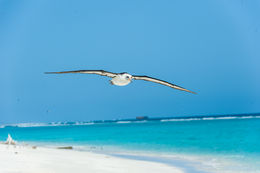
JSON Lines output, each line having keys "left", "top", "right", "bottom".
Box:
{"left": 0, "top": 144, "right": 184, "bottom": 173}
{"left": 109, "top": 153, "right": 209, "bottom": 173}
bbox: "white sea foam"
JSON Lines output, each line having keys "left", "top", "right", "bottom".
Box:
{"left": 75, "top": 122, "right": 95, "bottom": 125}
{"left": 161, "top": 118, "right": 201, "bottom": 122}
{"left": 0, "top": 121, "right": 98, "bottom": 128}
{"left": 203, "top": 116, "right": 237, "bottom": 120}
{"left": 203, "top": 116, "right": 260, "bottom": 121}
{"left": 240, "top": 116, "right": 260, "bottom": 119}
{"left": 134, "top": 120, "right": 148, "bottom": 123}
{"left": 8, "top": 123, "right": 50, "bottom": 128}
{"left": 161, "top": 115, "right": 260, "bottom": 122}
{"left": 116, "top": 121, "right": 132, "bottom": 124}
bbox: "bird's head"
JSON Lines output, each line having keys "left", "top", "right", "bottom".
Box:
{"left": 122, "top": 73, "right": 133, "bottom": 81}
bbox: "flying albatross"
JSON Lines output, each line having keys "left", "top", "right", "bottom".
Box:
{"left": 45, "top": 70, "right": 196, "bottom": 94}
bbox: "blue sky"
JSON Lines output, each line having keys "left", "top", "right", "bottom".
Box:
{"left": 0, "top": 0, "right": 260, "bottom": 124}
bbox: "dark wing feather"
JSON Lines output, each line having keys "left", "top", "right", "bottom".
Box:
{"left": 45, "top": 70, "right": 117, "bottom": 78}
{"left": 132, "top": 75, "right": 196, "bottom": 94}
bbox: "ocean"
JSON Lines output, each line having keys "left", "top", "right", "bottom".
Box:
{"left": 1, "top": 114, "right": 260, "bottom": 173}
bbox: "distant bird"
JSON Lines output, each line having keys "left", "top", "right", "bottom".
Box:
{"left": 45, "top": 70, "right": 196, "bottom": 94}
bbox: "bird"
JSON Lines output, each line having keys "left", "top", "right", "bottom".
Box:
{"left": 45, "top": 70, "right": 196, "bottom": 94}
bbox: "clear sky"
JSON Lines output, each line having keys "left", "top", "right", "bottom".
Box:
{"left": 1, "top": 0, "right": 260, "bottom": 124}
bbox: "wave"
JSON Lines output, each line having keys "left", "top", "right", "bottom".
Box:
{"left": 134, "top": 120, "right": 148, "bottom": 123}
{"left": 74, "top": 122, "right": 95, "bottom": 126}
{"left": 3, "top": 123, "right": 51, "bottom": 128}
{"left": 0, "top": 121, "right": 96, "bottom": 128}
{"left": 161, "top": 115, "right": 260, "bottom": 122}
{"left": 203, "top": 115, "right": 260, "bottom": 120}
{"left": 116, "top": 121, "right": 132, "bottom": 124}
{"left": 161, "top": 118, "right": 201, "bottom": 122}
{"left": 1, "top": 120, "right": 148, "bottom": 128}
{"left": 202, "top": 116, "right": 238, "bottom": 120}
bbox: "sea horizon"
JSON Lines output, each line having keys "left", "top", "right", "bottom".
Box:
{"left": 1, "top": 112, "right": 260, "bottom": 128}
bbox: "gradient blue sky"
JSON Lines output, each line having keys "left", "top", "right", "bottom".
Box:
{"left": 1, "top": 0, "right": 259, "bottom": 124}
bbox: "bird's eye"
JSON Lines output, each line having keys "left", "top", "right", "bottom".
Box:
{"left": 126, "top": 76, "right": 129, "bottom": 78}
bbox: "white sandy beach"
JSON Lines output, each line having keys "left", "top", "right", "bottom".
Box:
{"left": 0, "top": 144, "right": 183, "bottom": 173}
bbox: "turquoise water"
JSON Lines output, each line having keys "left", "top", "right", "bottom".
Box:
{"left": 1, "top": 116, "right": 260, "bottom": 172}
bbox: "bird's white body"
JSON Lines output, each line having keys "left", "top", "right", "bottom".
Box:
{"left": 110, "top": 73, "right": 132, "bottom": 86}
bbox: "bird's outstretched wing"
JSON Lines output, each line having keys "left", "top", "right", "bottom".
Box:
{"left": 45, "top": 70, "right": 117, "bottom": 78}
{"left": 132, "top": 75, "right": 196, "bottom": 94}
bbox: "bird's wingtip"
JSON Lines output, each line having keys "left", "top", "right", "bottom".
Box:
{"left": 44, "top": 72, "right": 56, "bottom": 74}
{"left": 183, "top": 89, "right": 197, "bottom": 94}
{"left": 186, "top": 89, "right": 197, "bottom": 94}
